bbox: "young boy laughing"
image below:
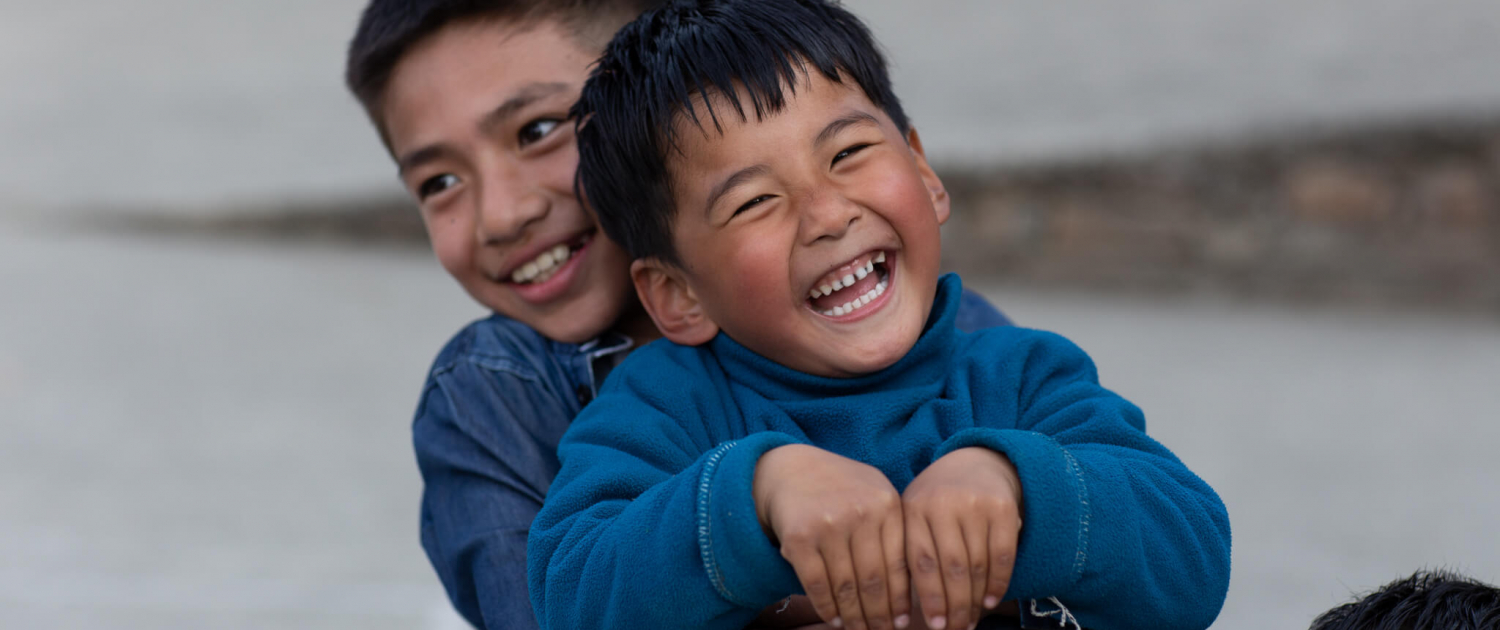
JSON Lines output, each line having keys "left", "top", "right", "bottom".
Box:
{"left": 528, "top": 1, "right": 1231, "bottom": 630}
{"left": 343, "top": 1, "right": 1012, "bottom": 628}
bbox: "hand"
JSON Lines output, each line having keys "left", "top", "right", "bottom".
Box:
{"left": 754, "top": 445, "right": 911, "bottom": 630}
{"left": 902, "top": 447, "right": 1022, "bottom": 630}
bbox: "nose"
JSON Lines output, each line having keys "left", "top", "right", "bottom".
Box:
{"left": 799, "top": 188, "right": 861, "bottom": 245}
{"left": 475, "top": 167, "right": 550, "bottom": 245}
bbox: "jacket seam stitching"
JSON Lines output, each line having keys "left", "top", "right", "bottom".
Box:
{"left": 1060, "top": 446, "right": 1090, "bottom": 582}
{"left": 697, "top": 441, "right": 749, "bottom": 606}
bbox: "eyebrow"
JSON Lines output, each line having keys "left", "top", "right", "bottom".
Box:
{"left": 704, "top": 164, "right": 771, "bottom": 218}
{"left": 814, "top": 111, "right": 881, "bottom": 148}
{"left": 479, "top": 81, "right": 571, "bottom": 134}
{"left": 397, "top": 81, "right": 572, "bottom": 175}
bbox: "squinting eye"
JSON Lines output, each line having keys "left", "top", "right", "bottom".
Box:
{"left": 733, "top": 195, "right": 774, "bottom": 217}
{"left": 519, "top": 119, "right": 562, "bottom": 147}
{"left": 418, "top": 174, "right": 460, "bottom": 200}
{"left": 832, "top": 144, "right": 870, "bottom": 165}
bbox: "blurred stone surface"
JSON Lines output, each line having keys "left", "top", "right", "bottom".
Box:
{"left": 1285, "top": 161, "right": 1396, "bottom": 225}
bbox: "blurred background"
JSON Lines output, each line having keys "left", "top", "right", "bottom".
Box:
{"left": 3, "top": 1, "right": 1498, "bottom": 628}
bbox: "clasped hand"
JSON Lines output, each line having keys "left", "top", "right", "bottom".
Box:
{"left": 753, "top": 446, "right": 1022, "bottom": 630}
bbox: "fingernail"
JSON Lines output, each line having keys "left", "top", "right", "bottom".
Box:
{"left": 929, "top": 616, "right": 947, "bottom": 630}
{"left": 984, "top": 595, "right": 1000, "bottom": 609}
{"left": 894, "top": 614, "right": 910, "bottom": 629}
{"left": 831, "top": 618, "right": 844, "bottom": 629}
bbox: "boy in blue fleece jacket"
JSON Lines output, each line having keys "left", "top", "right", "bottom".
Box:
{"left": 528, "top": 1, "right": 1232, "bottom": 629}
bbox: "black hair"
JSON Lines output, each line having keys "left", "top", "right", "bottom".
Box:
{"left": 572, "top": 0, "right": 910, "bottom": 266}
{"left": 344, "top": 0, "right": 663, "bottom": 142}
{"left": 1310, "top": 570, "right": 1500, "bottom": 630}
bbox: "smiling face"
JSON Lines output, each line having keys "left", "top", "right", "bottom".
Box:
{"left": 652, "top": 72, "right": 950, "bottom": 378}
{"left": 380, "top": 19, "right": 639, "bottom": 344}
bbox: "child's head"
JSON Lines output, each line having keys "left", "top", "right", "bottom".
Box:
{"left": 1310, "top": 571, "right": 1500, "bottom": 630}
{"left": 574, "top": 0, "right": 952, "bottom": 378}
{"left": 344, "top": 0, "right": 663, "bottom": 343}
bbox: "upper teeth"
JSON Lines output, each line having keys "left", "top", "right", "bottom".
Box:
{"left": 809, "top": 259, "right": 878, "bottom": 299}
{"left": 511, "top": 244, "right": 573, "bottom": 284}
{"left": 823, "top": 277, "right": 888, "bottom": 317}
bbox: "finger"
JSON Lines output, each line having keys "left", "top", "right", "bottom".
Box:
{"left": 785, "top": 546, "right": 841, "bottom": 627}
{"left": 905, "top": 514, "right": 947, "bottom": 630}
{"left": 984, "top": 514, "right": 1019, "bottom": 610}
{"left": 930, "top": 515, "right": 973, "bottom": 630}
{"left": 850, "top": 519, "right": 893, "bottom": 630}
{"left": 882, "top": 510, "right": 911, "bottom": 629}
{"left": 821, "top": 535, "right": 865, "bottom": 630}
{"left": 961, "top": 515, "right": 989, "bottom": 625}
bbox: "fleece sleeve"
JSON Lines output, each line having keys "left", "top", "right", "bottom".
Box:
{"left": 935, "top": 330, "right": 1232, "bottom": 630}
{"left": 526, "top": 383, "right": 806, "bottom": 630}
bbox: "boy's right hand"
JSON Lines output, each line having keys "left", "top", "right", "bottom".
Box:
{"left": 754, "top": 444, "right": 911, "bottom": 630}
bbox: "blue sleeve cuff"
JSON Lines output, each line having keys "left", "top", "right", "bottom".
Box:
{"left": 698, "top": 432, "right": 806, "bottom": 608}
{"left": 935, "top": 428, "right": 1089, "bottom": 600}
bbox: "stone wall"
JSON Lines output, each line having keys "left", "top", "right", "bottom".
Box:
{"left": 941, "top": 121, "right": 1500, "bottom": 312}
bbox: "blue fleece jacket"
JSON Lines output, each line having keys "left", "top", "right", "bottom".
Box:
{"left": 528, "top": 275, "right": 1231, "bottom": 630}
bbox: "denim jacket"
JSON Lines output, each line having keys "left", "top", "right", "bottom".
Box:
{"left": 414, "top": 288, "right": 1011, "bottom": 630}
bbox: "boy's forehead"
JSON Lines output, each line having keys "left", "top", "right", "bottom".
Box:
{"left": 380, "top": 18, "right": 595, "bottom": 151}
{"left": 667, "top": 72, "right": 888, "bottom": 165}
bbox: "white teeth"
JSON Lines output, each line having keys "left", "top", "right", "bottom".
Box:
{"left": 865, "top": 261, "right": 875, "bottom": 274}
{"left": 875, "top": 251, "right": 886, "bottom": 263}
{"left": 820, "top": 283, "right": 833, "bottom": 295}
{"left": 832, "top": 306, "right": 845, "bottom": 316}
{"left": 831, "top": 279, "right": 845, "bottom": 291}
{"left": 809, "top": 288, "right": 822, "bottom": 299}
{"left": 854, "top": 266, "right": 868, "bottom": 280}
{"left": 510, "top": 243, "right": 576, "bottom": 284}
{"left": 841, "top": 273, "right": 855, "bottom": 286}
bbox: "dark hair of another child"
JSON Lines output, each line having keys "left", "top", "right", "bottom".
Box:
{"left": 572, "top": 0, "right": 910, "bottom": 266}
{"left": 344, "top": 0, "right": 663, "bottom": 141}
{"left": 1310, "top": 570, "right": 1500, "bottom": 630}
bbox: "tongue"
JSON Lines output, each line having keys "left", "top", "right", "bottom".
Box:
{"left": 810, "top": 271, "right": 881, "bottom": 311}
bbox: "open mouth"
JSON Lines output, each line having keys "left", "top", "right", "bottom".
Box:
{"left": 506, "top": 231, "right": 594, "bottom": 286}
{"left": 806, "top": 250, "right": 892, "bottom": 318}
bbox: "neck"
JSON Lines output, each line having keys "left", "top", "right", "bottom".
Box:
{"left": 614, "top": 296, "right": 663, "bottom": 346}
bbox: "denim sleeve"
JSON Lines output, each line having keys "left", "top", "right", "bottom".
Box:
{"left": 414, "top": 358, "right": 576, "bottom": 630}
{"left": 956, "top": 287, "right": 1013, "bottom": 332}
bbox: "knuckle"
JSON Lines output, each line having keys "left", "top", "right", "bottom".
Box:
{"left": 889, "top": 557, "right": 909, "bottom": 574}
{"left": 913, "top": 552, "right": 939, "bottom": 574}
{"left": 945, "top": 559, "right": 969, "bottom": 579}
{"left": 805, "top": 580, "right": 831, "bottom": 599}
{"left": 859, "top": 572, "right": 886, "bottom": 595}
{"left": 836, "top": 578, "right": 860, "bottom": 603}
{"left": 971, "top": 562, "right": 987, "bottom": 577}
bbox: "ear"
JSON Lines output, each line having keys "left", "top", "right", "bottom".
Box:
{"left": 906, "top": 127, "right": 951, "bottom": 226}
{"left": 630, "top": 258, "right": 720, "bottom": 346}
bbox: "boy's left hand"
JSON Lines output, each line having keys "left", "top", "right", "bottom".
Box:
{"left": 902, "top": 447, "right": 1023, "bottom": 630}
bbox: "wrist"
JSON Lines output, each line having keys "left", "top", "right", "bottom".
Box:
{"left": 753, "top": 444, "right": 813, "bottom": 537}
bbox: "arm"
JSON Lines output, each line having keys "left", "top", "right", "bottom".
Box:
{"left": 937, "top": 330, "right": 1231, "bottom": 630}
{"left": 413, "top": 361, "right": 575, "bottom": 630}
{"left": 527, "top": 385, "right": 806, "bottom": 630}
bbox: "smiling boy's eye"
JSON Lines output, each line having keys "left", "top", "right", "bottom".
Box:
{"left": 519, "top": 118, "right": 562, "bottom": 147}
{"left": 418, "top": 173, "right": 460, "bottom": 200}
{"left": 832, "top": 144, "right": 870, "bottom": 165}
{"left": 733, "top": 195, "right": 774, "bottom": 217}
